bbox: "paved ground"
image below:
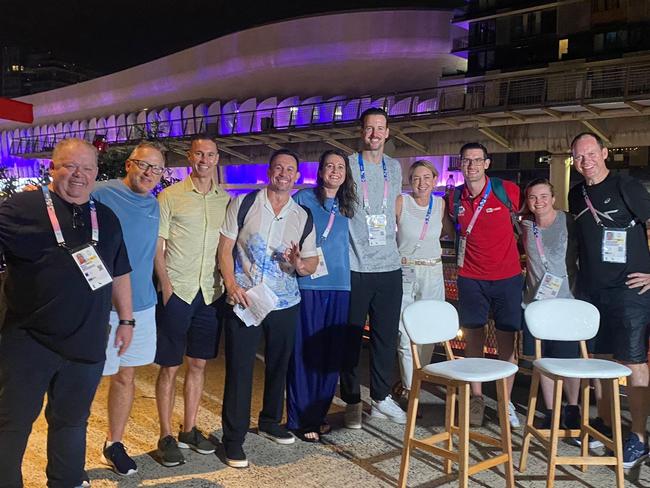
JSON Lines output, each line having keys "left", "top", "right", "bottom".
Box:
{"left": 22, "top": 347, "right": 650, "bottom": 487}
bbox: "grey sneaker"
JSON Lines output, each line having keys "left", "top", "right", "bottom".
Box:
{"left": 470, "top": 396, "right": 485, "bottom": 427}
{"left": 344, "top": 402, "right": 363, "bottom": 429}
{"left": 157, "top": 435, "right": 185, "bottom": 467}
{"left": 371, "top": 395, "right": 407, "bottom": 424}
{"left": 178, "top": 426, "right": 216, "bottom": 454}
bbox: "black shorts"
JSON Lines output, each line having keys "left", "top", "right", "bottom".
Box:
{"left": 521, "top": 310, "right": 580, "bottom": 359}
{"left": 154, "top": 291, "right": 222, "bottom": 367}
{"left": 457, "top": 274, "right": 524, "bottom": 332}
{"left": 581, "top": 287, "right": 650, "bottom": 364}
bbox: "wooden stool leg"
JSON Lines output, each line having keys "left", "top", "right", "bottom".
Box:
{"left": 398, "top": 374, "right": 422, "bottom": 488}
{"left": 609, "top": 379, "right": 625, "bottom": 488}
{"left": 458, "top": 383, "right": 470, "bottom": 488}
{"left": 496, "top": 378, "right": 515, "bottom": 488}
{"left": 444, "top": 385, "right": 457, "bottom": 475}
{"left": 519, "top": 369, "right": 540, "bottom": 473}
{"left": 580, "top": 378, "right": 590, "bottom": 472}
{"left": 546, "top": 377, "right": 564, "bottom": 488}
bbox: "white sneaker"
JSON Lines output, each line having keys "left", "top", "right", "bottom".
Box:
{"left": 344, "top": 402, "right": 363, "bottom": 429}
{"left": 370, "top": 395, "right": 407, "bottom": 424}
{"left": 508, "top": 402, "right": 521, "bottom": 429}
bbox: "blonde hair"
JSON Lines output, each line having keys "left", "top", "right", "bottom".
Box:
{"left": 408, "top": 159, "right": 438, "bottom": 183}
{"left": 51, "top": 138, "right": 98, "bottom": 163}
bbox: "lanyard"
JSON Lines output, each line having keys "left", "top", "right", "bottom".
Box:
{"left": 417, "top": 194, "right": 434, "bottom": 241}
{"left": 358, "top": 154, "right": 389, "bottom": 213}
{"left": 319, "top": 200, "right": 338, "bottom": 244}
{"left": 531, "top": 220, "right": 549, "bottom": 270}
{"left": 464, "top": 180, "right": 492, "bottom": 236}
{"left": 42, "top": 185, "right": 98, "bottom": 247}
{"left": 581, "top": 185, "right": 636, "bottom": 229}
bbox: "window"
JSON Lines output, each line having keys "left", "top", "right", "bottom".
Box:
{"left": 558, "top": 38, "right": 569, "bottom": 60}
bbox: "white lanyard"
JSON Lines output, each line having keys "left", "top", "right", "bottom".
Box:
{"left": 532, "top": 221, "right": 549, "bottom": 270}
{"left": 42, "top": 185, "right": 98, "bottom": 247}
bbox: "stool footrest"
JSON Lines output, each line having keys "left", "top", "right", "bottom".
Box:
{"left": 467, "top": 454, "right": 509, "bottom": 475}
{"left": 555, "top": 455, "right": 617, "bottom": 466}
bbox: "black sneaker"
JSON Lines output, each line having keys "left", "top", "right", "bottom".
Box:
{"left": 78, "top": 470, "right": 90, "bottom": 488}
{"left": 623, "top": 432, "right": 649, "bottom": 469}
{"left": 225, "top": 443, "right": 249, "bottom": 468}
{"left": 258, "top": 424, "right": 295, "bottom": 445}
{"left": 157, "top": 435, "right": 185, "bottom": 467}
{"left": 102, "top": 441, "right": 137, "bottom": 476}
{"left": 178, "top": 426, "right": 216, "bottom": 454}
{"left": 539, "top": 409, "right": 552, "bottom": 429}
{"left": 562, "top": 405, "right": 581, "bottom": 430}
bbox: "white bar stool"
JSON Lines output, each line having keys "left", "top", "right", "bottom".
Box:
{"left": 398, "top": 300, "right": 517, "bottom": 488}
{"left": 519, "top": 298, "right": 632, "bottom": 488}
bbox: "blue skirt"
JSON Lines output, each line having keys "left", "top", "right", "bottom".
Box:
{"left": 286, "top": 289, "right": 350, "bottom": 431}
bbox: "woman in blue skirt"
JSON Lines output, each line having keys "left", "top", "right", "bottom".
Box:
{"left": 287, "top": 149, "right": 357, "bottom": 442}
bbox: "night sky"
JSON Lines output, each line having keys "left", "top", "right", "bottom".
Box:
{"left": 2, "top": 0, "right": 462, "bottom": 74}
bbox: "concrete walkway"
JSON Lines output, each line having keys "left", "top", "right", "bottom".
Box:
{"left": 22, "top": 349, "right": 650, "bottom": 487}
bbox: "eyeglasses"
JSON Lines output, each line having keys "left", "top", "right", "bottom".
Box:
{"left": 72, "top": 204, "right": 85, "bottom": 229}
{"left": 129, "top": 159, "right": 164, "bottom": 175}
{"left": 460, "top": 157, "right": 486, "bottom": 167}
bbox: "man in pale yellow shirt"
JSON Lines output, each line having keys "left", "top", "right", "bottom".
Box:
{"left": 153, "top": 134, "right": 229, "bottom": 467}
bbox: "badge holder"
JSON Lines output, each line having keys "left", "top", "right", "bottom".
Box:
{"left": 311, "top": 247, "right": 329, "bottom": 279}
{"left": 601, "top": 228, "right": 627, "bottom": 263}
{"left": 533, "top": 272, "right": 564, "bottom": 301}
{"left": 367, "top": 214, "right": 388, "bottom": 247}
{"left": 70, "top": 244, "right": 113, "bottom": 291}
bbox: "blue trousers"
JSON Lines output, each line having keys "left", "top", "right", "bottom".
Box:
{"left": 0, "top": 328, "right": 104, "bottom": 488}
{"left": 287, "top": 290, "right": 349, "bottom": 431}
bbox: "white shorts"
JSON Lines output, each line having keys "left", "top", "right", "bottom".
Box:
{"left": 103, "top": 306, "right": 157, "bottom": 376}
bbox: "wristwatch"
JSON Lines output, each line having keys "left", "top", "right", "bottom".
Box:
{"left": 119, "top": 319, "right": 136, "bottom": 327}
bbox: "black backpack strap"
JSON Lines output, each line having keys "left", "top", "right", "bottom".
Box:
{"left": 490, "top": 177, "right": 521, "bottom": 237}
{"left": 298, "top": 204, "right": 314, "bottom": 249}
{"left": 237, "top": 189, "right": 260, "bottom": 231}
{"left": 452, "top": 184, "right": 463, "bottom": 226}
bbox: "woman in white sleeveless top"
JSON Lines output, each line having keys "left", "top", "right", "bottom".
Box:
{"left": 395, "top": 160, "right": 452, "bottom": 398}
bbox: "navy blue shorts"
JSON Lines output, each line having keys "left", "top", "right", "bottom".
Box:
{"left": 522, "top": 311, "right": 580, "bottom": 359}
{"left": 154, "top": 291, "right": 222, "bottom": 367}
{"left": 457, "top": 274, "right": 524, "bottom": 332}
{"left": 582, "top": 287, "right": 650, "bottom": 364}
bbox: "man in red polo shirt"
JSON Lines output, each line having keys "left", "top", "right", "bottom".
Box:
{"left": 447, "top": 142, "right": 523, "bottom": 428}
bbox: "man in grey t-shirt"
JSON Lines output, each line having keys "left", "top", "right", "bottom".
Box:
{"left": 341, "top": 107, "right": 406, "bottom": 428}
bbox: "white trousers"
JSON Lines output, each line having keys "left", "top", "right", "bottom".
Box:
{"left": 397, "top": 263, "right": 445, "bottom": 390}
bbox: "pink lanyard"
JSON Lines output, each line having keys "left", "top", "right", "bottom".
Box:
{"left": 42, "top": 185, "right": 98, "bottom": 247}
{"left": 581, "top": 185, "right": 635, "bottom": 229}
{"left": 358, "top": 154, "right": 389, "bottom": 213}
{"left": 319, "top": 200, "right": 338, "bottom": 244}
{"left": 463, "top": 180, "right": 492, "bottom": 237}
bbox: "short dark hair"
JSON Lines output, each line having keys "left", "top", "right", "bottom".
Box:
{"left": 459, "top": 142, "right": 489, "bottom": 160}
{"left": 525, "top": 177, "right": 554, "bottom": 197}
{"left": 268, "top": 148, "right": 300, "bottom": 168}
{"left": 189, "top": 133, "right": 217, "bottom": 146}
{"left": 570, "top": 131, "right": 604, "bottom": 150}
{"left": 359, "top": 107, "right": 389, "bottom": 126}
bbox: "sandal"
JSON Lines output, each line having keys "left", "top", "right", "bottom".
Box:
{"left": 319, "top": 422, "right": 332, "bottom": 435}
{"left": 295, "top": 429, "right": 320, "bottom": 443}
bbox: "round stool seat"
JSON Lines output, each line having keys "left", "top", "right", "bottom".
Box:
{"left": 423, "top": 358, "right": 518, "bottom": 383}
{"left": 533, "top": 358, "right": 632, "bottom": 379}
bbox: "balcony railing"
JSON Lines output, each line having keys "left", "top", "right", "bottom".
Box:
{"left": 7, "top": 60, "right": 650, "bottom": 156}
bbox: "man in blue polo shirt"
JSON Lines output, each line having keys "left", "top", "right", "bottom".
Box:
{"left": 92, "top": 141, "right": 165, "bottom": 476}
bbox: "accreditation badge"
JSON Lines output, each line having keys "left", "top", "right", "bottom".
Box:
{"left": 601, "top": 228, "right": 627, "bottom": 263}
{"left": 311, "top": 247, "right": 329, "bottom": 279}
{"left": 71, "top": 244, "right": 113, "bottom": 291}
{"left": 533, "top": 272, "right": 564, "bottom": 301}
{"left": 366, "top": 214, "right": 387, "bottom": 247}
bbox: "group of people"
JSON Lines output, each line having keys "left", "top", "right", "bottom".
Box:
{"left": 0, "top": 105, "right": 649, "bottom": 488}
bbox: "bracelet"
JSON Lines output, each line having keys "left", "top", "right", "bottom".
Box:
{"left": 119, "top": 319, "right": 136, "bottom": 327}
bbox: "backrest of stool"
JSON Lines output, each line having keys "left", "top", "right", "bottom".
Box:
{"left": 402, "top": 300, "right": 459, "bottom": 346}
{"left": 525, "top": 298, "right": 600, "bottom": 342}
